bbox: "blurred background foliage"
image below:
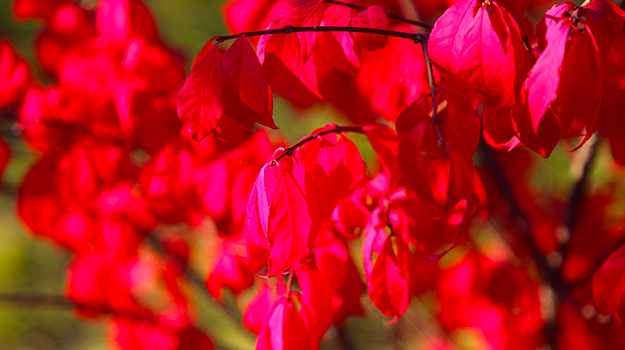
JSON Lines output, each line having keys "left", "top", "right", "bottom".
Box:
{"left": 0, "top": 0, "right": 624, "bottom": 349}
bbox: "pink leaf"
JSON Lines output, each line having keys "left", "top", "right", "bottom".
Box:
{"left": 221, "top": 35, "right": 272, "bottom": 126}
{"left": 593, "top": 244, "right": 625, "bottom": 325}
{"left": 351, "top": 5, "right": 389, "bottom": 51}
{"left": 177, "top": 41, "right": 224, "bottom": 141}
{"left": 248, "top": 159, "right": 318, "bottom": 276}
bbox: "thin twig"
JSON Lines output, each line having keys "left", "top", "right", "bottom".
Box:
{"left": 560, "top": 136, "right": 600, "bottom": 250}
{"left": 418, "top": 35, "right": 445, "bottom": 150}
{"left": 324, "top": 0, "right": 434, "bottom": 29}
{"left": 522, "top": 36, "right": 536, "bottom": 64}
{"left": 477, "top": 140, "right": 562, "bottom": 350}
{"left": 0, "top": 292, "right": 73, "bottom": 307}
{"left": 144, "top": 234, "right": 247, "bottom": 327}
{"left": 285, "top": 272, "right": 295, "bottom": 297}
{"left": 215, "top": 26, "right": 421, "bottom": 43}
{"left": 144, "top": 234, "right": 211, "bottom": 300}
{"left": 274, "top": 125, "right": 365, "bottom": 162}
{"left": 336, "top": 327, "right": 358, "bottom": 350}
{"left": 0, "top": 292, "right": 157, "bottom": 322}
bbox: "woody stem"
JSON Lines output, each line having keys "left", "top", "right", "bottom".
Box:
{"left": 419, "top": 35, "right": 445, "bottom": 149}
{"left": 274, "top": 125, "right": 365, "bottom": 162}
{"left": 215, "top": 26, "right": 422, "bottom": 43}
{"left": 286, "top": 272, "right": 295, "bottom": 297}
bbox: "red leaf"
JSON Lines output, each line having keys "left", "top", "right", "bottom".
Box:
{"left": 259, "top": 32, "right": 301, "bottom": 100}
{"left": 222, "top": 35, "right": 273, "bottom": 127}
{"left": 206, "top": 238, "right": 257, "bottom": 298}
{"left": 582, "top": 0, "right": 625, "bottom": 65}
{"left": 362, "top": 207, "right": 390, "bottom": 282}
{"left": 194, "top": 159, "right": 229, "bottom": 219}
{"left": 95, "top": 0, "right": 159, "bottom": 45}
{"left": 263, "top": 0, "right": 325, "bottom": 69}
{"left": 177, "top": 41, "right": 224, "bottom": 142}
{"left": 456, "top": 1, "right": 531, "bottom": 106}
{"left": 429, "top": 0, "right": 532, "bottom": 107}
{"left": 18, "top": 159, "right": 64, "bottom": 241}
{"left": 248, "top": 159, "right": 318, "bottom": 276}
{"left": 514, "top": 19, "right": 569, "bottom": 157}
{"left": 515, "top": 3, "right": 607, "bottom": 156}
{"left": 298, "top": 126, "right": 366, "bottom": 221}
{"left": 356, "top": 28, "right": 430, "bottom": 121}
{"left": 593, "top": 244, "right": 625, "bottom": 325}
{"left": 427, "top": 0, "right": 475, "bottom": 77}
{"left": 362, "top": 124, "right": 401, "bottom": 189}
{"left": 398, "top": 120, "right": 477, "bottom": 212}
{"left": 256, "top": 295, "right": 316, "bottom": 350}
{"left": 332, "top": 255, "right": 365, "bottom": 325}
{"left": 0, "top": 40, "right": 30, "bottom": 110}
{"left": 351, "top": 5, "right": 389, "bottom": 51}
{"left": 0, "top": 136, "right": 10, "bottom": 185}
{"left": 317, "top": 4, "right": 360, "bottom": 74}
{"left": 243, "top": 283, "right": 276, "bottom": 335}
{"left": 368, "top": 235, "right": 415, "bottom": 319}
{"left": 13, "top": 0, "right": 60, "bottom": 20}
{"left": 294, "top": 264, "right": 333, "bottom": 339}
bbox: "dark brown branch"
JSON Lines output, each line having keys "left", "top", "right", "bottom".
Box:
{"left": 419, "top": 35, "right": 445, "bottom": 150}
{"left": 522, "top": 36, "right": 536, "bottom": 64}
{"left": 1, "top": 182, "right": 17, "bottom": 197}
{"left": 215, "top": 26, "right": 421, "bottom": 43}
{"left": 144, "top": 234, "right": 210, "bottom": 299}
{"left": 0, "top": 292, "right": 73, "bottom": 307}
{"left": 144, "top": 233, "right": 247, "bottom": 328}
{"left": 325, "top": 0, "right": 434, "bottom": 29}
{"left": 477, "top": 140, "right": 563, "bottom": 350}
{"left": 274, "top": 125, "right": 365, "bottom": 162}
{"left": 0, "top": 292, "right": 156, "bottom": 322}
{"left": 478, "top": 141, "right": 555, "bottom": 280}
{"left": 562, "top": 136, "right": 599, "bottom": 240}
{"left": 559, "top": 136, "right": 600, "bottom": 283}
{"left": 336, "top": 327, "right": 358, "bottom": 350}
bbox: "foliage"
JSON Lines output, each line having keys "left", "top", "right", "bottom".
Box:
{"left": 2, "top": 0, "right": 625, "bottom": 349}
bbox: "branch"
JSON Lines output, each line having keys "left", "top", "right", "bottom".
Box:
{"left": 522, "top": 36, "right": 536, "bottom": 64}
{"left": 0, "top": 292, "right": 157, "bottom": 322}
{"left": 478, "top": 141, "right": 556, "bottom": 280}
{"left": 144, "top": 234, "right": 257, "bottom": 349}
{"left": 215, "top": 26, "right": 422, "bottom": 43}
{"left": 560, "top": 135, "right": 599, "bottom": 250}
{"left": 0, "top": 292, "right": 73, "bottom": 307}
{"left": 144, "top": 234, "right": 213, "bottom": 300}
{"left": 477, "top": 140, "right": 563, "bottom": 350}
{"left": 336, "top": 327, "right": 358, "bottom": 350}
{"left": 324, "top": 0, "right": 434, "bottom": 29}
{"left": 274, "top": 125, "right": 365, "bottom": 162}
{"left": 419, "top": 35, "right": 445, "bottom": 150}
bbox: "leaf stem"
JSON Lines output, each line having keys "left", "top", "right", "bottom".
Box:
{"left": 285, "top": 272, "right": 295, "bottom": 297}
{"left": 557, "top": 135, "right": 599, "bottom": 278}
{"left": 419, "top": 35, "right": 445, "bottom": 150}
{"left": 562, "top": 136, "right": 599, "bottom": 240}
{"left": 324, "top": 0, "right": 434, "bottom": 29}
{"left": 522, "top": 36, "right": 536, "bottom": 64}
{"left": 215, "top": 26, "right": 422, "bottom": 43}
{"left": 274, "top": 125, "right": 365, "bottom": 162}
